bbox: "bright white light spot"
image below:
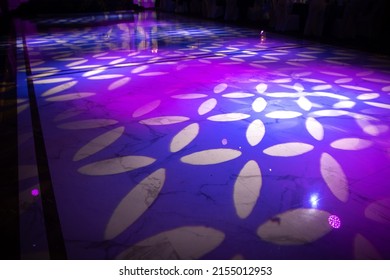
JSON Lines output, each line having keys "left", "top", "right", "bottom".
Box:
{"left": 310, "top": 194, "right": 319, "bottom": 208}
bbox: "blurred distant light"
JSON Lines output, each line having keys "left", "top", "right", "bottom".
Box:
{"left": 31, "top": 189, "right": 39, "bottom": 197}
{"left": 222, "top": 138, "right": 228, "bottom": 145}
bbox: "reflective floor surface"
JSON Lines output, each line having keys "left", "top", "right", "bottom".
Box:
{"left": 13, "top": 10, "right": 390, "bottom": 259}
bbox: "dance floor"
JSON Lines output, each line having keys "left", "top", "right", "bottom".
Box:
{"left": 13, "top": 10, "right": 390, "bottom": 259}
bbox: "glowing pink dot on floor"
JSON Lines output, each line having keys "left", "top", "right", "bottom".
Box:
{"left": 31, "top": 189, "right": 39, "bottom": 197}
{"left": 328, "top": 215, "right": 341, "bottom": 229}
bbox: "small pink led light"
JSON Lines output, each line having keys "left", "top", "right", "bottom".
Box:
{"left": 31, "top": 189, "right": 39, "bottom": 197}
{"left": 328, "top": 215, "right": 341, "bottom": 229}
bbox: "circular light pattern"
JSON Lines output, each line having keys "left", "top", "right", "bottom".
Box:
{"left": 328, "top": 215, "right": 341, "bottom": 229}
{"left": 31, "top": 189, "right": 39, "bottom": 197}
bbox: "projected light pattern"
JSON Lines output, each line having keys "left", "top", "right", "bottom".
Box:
{"left": 328, "top": 215, "right": 341, "bottom": 229}
{"left": 17, "top": 11, "right": 390, "bottom": 260}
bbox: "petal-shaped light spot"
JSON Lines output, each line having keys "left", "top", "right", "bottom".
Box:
{"left": 214, "top": 83, "right": 228, "bottom": 93}
{"left": 300, "top": 78, "right": 326, "bottom": 84}
{"left": 34, "top": 77, "right": 73, "bottom": 84}
{"left": 297, "top": 96, "right": 312, "bottom": 111}
{"left": 354, "top": 234, "right": 382, "bottom": 260}
{"left": 263, "top": 142, "right": 313, "bottom": 157}
{"left": 271, "top": 78, "right": 292, "bottom": 83}
{"left": 311, "top": 85, "right": 332, "bottom": 91}
{"left": 333, "top": 101, "right": 356, "bottom": 109}
{"left": 105, "top": 169, "right": 165, "bottom": 240}
{"left": 339, "top": 85, "right": 372, "bottom": 92}
{"left": 266, "top": 92, "right": 298, "bottom": 98}
{"left": 30, "top": 70, "right": 60, "bottom": 79}
{"left": 132, "top": 100, "right": 161, "bottom": 118}
{"left": 108, "top": 77, "right": 131, "bottom": 91}
{"left": 252, "top": 97, "right": 267, "bottom": 112}
{"left": 198, "top": 98, "right": 217, "bottom": 115}
{"left": 305, "top": 117, "right": 324, "bottom": 141}
{"left": 131, "top": 65, "right": 148, "bottom": 74}
{"left": 310, "top": 109, "right": 349, "bottom": 117}
{"left": 256, "top": 83, "right": 268, "bottom": 94}
{"left": 82, "top": 67, "right": 107, "bottom": 77}
{"left": 115, "top": 226, "right": 225, "bottom": 259}
{"left": 73, "top": 127, "right": 125, "bottom": 161}
{"left": 170, "top": 123, "right": 199, "bottom": 153}
{"left": 234, "top": 160, "right": 262, "bottom": 219}
{"left": 139, "top": 72, "right": 167, "bottom": 77}
{"left": 41, "top": 81, "right": 78, "bottom": 97}
{"left": 364, "top": 101, "right": 390, "bottom": 110}
{"left": 330, "top": 138, "right": 372, "bottom": 150}
{"left": 246, "top": 119, "right": 265, "bottom": 146}
{"left": 171, "top": 94, "right": 208, "bottom": 99}
{"left": 315, "top": 92, "right": 349, "bottom": 100}
{"left": 355, "top": 119, "right": 386, "bottom": 136}
{"left": 335, "top": 78, "right": 353, "bottom": 84}
{"left": 382, "top": 85, "right": 390, "bottom": 92}
{"left": 293, "top": 83, "right": 304, "bottom": 92}
{"left": 139, "top": 116, "right": 189, "bottom": 125}
{"left": 320, "top": 153, "right": 349, "bottom": 202}
{"left": 78, "top": 155, "right": 155, "bottom": 176}
{"left": 357, "top": 93, "right": 380, "bottom": 100}
{"left": 181, "top": 149, "right": 241, "bottom": 165}
{"left": 364, "top": 198, "right": 390, "bottom": 224}
{"left": 222, "top": 92, "right": 254, "bottom": 98}
{"left": 257, "top": 208, "right": 332, "bottom": 245}
{"left": 286, "top": 61, "right": 305, "bottom": 67}
{"left": 88, "top": 74, "right": 124, "bottom": 80}
{"left": 46, "top": 92, "right": 95, "bottom": 101}
{"left": 265, "top": 111, "right": 302, "bottom": 119}
{"left": 109, "top": 58, "right": 126, "bottom": 65}
{"left": 207, "top": 113, "right": 250, "bottom": 122}
{"left": 58, "top": 119, "right": 118, "bottom": 130}
{"left": 66, "top": 59, "right": 88, "bottom": 67}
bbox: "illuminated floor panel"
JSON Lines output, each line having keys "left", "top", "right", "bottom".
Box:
{"left": 17, "top": 11, "right": 390, "bottom": 259}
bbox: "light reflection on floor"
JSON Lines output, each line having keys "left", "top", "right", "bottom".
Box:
{"left": 17, "top": 11, "right": 390, "bottom": 260}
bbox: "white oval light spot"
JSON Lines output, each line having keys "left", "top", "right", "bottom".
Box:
{"left": 246, "top": 119, "right": 265, "bottom": 146}
{"left": 198, "top": 98, "right": 217, "bottom": 115}
{"left": 305, "top": 117, "right": 324, "bottom": 141}
{"left": 181, "top": 149, "right": 241, "bottom": 165}
{"left": 234, "top": 160, "right": 262, "bottom": 219}
{"left": 105, "top": 169, "right": 166, "bottom": 240}
{"left": 207, "top": 113, "right": 250, "bottom": 122}
{"left": 263, "top": 142, "right": 313, "bottom": 157}
{"left": 73, "top": 127, "right": 125, "bottom": 161}
{"left": 139, "top": 116, "right": 190, "bottom": 125}
{"left": 320, "top": 153, "right": 349, "bottom": 202}
{"left": 170, "top": 123, "right": 200, "bottom": 153}
{"left": 257, "top": 208, "right": 332, "bottom": 245}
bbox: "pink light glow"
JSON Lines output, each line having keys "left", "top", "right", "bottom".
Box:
{"left": 31, "top": 189, "right": 39, "bottom": 197}
{"left": 328, "top": 215, "right": 341, "bottom": 229}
